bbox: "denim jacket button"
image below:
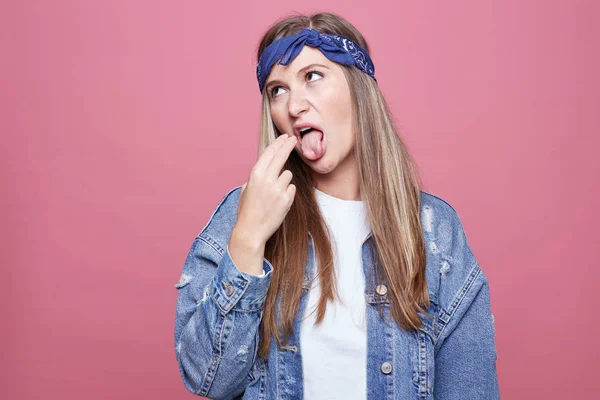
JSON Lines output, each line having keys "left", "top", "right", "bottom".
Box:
{"left": 381, "top": 361, "right": 393, "bottom": 374}
{"left": 376, "top": 284, "right": 388, "bottom": 296}
{"left": 225, "top": 284, "right": 235, "bottom": 296}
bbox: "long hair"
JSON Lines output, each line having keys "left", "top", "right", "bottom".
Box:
{"left": 256, "top": 12, "right": 429, "bottom": 359}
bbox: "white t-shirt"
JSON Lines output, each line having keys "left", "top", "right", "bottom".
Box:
{"left": 300, "top": 187, "right": 372, "bottom": 399}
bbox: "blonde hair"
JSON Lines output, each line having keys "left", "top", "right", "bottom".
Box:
{"left": 256, "top": 12, "right": 429, "bottom": 359}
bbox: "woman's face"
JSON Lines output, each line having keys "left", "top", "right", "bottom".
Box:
{"left": 265, "top": 46, "right": 355, "bottom": 175}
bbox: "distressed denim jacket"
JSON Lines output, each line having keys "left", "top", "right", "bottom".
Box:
{"left": 174, "top": 186, "right": 500, "bottom": 399}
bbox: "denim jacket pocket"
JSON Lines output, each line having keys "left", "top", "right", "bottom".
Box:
{"left": 242, "top": 355, "right": 267, "bottom": 400}
{"left": 411, "top": 328, "right": 434, "bottom": 399}
{"left": 412, "top": 294, "right": 439, "bottom": 399}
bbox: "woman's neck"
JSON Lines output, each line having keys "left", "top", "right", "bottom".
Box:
{"left": 312, "top": 153, "right": 361, "bottom": 201}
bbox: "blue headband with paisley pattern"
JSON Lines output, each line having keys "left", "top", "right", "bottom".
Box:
{"left": 256, "top": 28, "right": 376, "bottom": 93}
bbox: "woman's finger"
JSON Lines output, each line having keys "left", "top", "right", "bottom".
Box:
{"left": 267, "top": 135, "right": 297, "bottom": 179}
{"left": 253, "top": 134, "right": 289, "bottom": 173}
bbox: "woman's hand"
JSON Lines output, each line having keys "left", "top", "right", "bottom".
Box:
{"left": 234, "top": 133, "right": 298, "bottom": 249}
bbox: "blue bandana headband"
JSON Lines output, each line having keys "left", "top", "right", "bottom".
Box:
{"left": 256, "top": 28, "right": 377, "bottom": 93}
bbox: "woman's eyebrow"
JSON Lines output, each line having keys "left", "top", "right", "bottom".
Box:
{"left": 265, "top": 63, "right": 330, "bottom": 91}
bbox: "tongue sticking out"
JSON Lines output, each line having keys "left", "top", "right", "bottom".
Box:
{"left": 301, "top": 130, "right": 325, "bottom": 160}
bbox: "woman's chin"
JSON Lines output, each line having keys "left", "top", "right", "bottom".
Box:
{"left": 307, "top": 155, "right": 337, "bottom": 175}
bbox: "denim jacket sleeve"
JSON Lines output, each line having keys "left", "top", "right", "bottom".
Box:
{"left": 174, "top": 226, "right": 274, "bottom": 398}
{"left": 432, "top": 207, "right": 500, "bottom": 399}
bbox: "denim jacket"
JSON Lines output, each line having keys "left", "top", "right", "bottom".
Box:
{"left": 174, "top": 185, "right": 500, "bottom": 399}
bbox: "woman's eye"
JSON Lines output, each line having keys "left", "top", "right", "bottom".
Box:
{"left": 270, "top": 71, "right": 323, "bottom": 99}
{"left": 306, "top": 71, "right": 323, "bottom": 82}
{"left": 271, "top": 86, "right": 285, "bottom": 98}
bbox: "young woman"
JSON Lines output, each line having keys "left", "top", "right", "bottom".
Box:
{"left": 174, "top": 12, "right": 499, "bottom": 400}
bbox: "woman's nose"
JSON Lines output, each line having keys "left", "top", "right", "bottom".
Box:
{"left": 288, "top": 89, "right": 309, "bottom": 117}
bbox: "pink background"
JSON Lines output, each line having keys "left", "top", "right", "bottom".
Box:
{"left": 1, "top": 0, "right": 598, "bottom": 398}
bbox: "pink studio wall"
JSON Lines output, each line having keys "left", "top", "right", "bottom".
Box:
{"left": 1, "top": 0, "right": 597, "bottom": 399}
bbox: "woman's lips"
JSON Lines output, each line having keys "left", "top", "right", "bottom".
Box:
{"left": 293, "top": 122, "right": 323, "bottom": 140}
